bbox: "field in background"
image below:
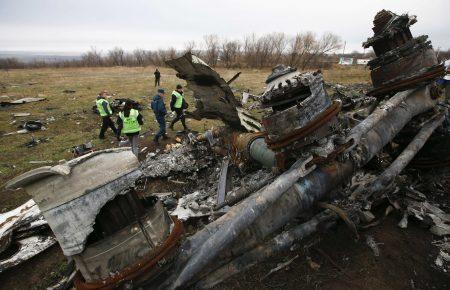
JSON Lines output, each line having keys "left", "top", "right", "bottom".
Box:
{"left": 0, "top": 65, "right": 370, "bottom": 212}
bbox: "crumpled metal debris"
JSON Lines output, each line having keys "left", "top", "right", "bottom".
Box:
{"left": 171, "top": 190, "right": 216, "bottom": 221}
{"left": 6, "top": 148, "right": 141, "bottom": 256}
{"left": 402, "top": 199, "right": 450, "bottom": 236}
{"left": 0, "top": 235, "right": 56, "bottom": 273}
{"left": 0, "top": 199, "right": 54, "bottom": 273}
{"left": 140, "top": 144, "right": 212, "bottom": 178}
{"left": 433, "top": 240, "right": 450, "bottom": 273}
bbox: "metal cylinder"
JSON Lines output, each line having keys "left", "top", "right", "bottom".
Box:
{"left": 248, "top": 137, "right": 276, "bottom": 168}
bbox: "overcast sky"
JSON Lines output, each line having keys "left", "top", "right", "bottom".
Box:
{"left": 0, "top": 0, "right": 448, "bottom": 54}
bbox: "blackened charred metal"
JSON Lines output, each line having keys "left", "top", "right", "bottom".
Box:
{"left": 259, "top": 66, "right": 342, "bottom": 170}
{"left": 165, "top": 53, "right": 244, "bottom": 129}
{"left": 364, "top": 10, "right": 444, "bottom": 96}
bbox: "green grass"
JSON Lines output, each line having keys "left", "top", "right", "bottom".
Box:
{"left": 0, "top": 65, "right": 369, "bottom": 211}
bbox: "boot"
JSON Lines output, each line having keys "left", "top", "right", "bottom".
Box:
{"left": 162, "top": 134, "right": 169, "bottom": 140}
{"left": 153, "top": 136, "right": 159, "bottom": 145}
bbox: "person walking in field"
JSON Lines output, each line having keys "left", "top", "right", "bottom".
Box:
{"left": 96, "top": 90, "right": 119, "bottom": 140}
{"left": 154, "top": 68, "right": 161, "bottom": 87}
{"left": 117, "top": 100, "right": 143, "bottom": 157}
{"left": 169, "top": 84, "right": 189, "bottom": 131}
{"left": 151, "top": 88, "right": 168, "bottom": 144}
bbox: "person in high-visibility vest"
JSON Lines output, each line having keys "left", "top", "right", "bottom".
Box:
{"left": 169, "top": 84, "right": 189, "bottom": 131}
{"left": 96, "top": 90, "right": 119, "bottom": 140}
{"left": 117, "top": 100, "right": 143, "bottom": 157}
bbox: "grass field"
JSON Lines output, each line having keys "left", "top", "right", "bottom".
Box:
{"left": 0, "top": 65, "right": 370, "bottom": 212}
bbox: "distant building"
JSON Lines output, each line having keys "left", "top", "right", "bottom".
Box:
{"left": 356, "top": 59, "right": 371, "bottom": 65}
{"left": 338, "top": 57, "right": 354, "bottom": 65}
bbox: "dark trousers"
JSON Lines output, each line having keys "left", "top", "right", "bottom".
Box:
{"left": 170, "top": 108, "right": 187, "bottom": 130}
{"left": 99, "top": 116, "right": 118, "bottom": 138}
{"left": 155, "top": 78, "right": 160, "bottom": 87}
{"left": 155, "top": 115, "right": 166, "bottom": 140}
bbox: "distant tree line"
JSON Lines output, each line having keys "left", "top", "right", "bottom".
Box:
{"left": 0, "top": 32, "right": 395, "bottom": 70}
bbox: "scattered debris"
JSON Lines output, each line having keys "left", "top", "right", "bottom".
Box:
{"left": 3, "top": 120, "right": 46, "bottom": 136}
{"left": 24, "top": 136, "right": 49, "bottom": 148}
{"left": 12, "top": 112, "right": 31, "bottom": 117}
{"left": 0, "top": 235, "right": 56, "bottom": 273}
{"left": 366, "top": 235, "right": 380, "bottom": 257}
{"left": 433, "top": 240, "right": 450, "bottom": 272}
{"left": 0, "top": 97, "right": 46, "bottom": 106}
{"left": 0, "top": 199, "right": 54, "bottom": 273}
{"left": 171, "top": 191, "right": 216, "bottom": 221}
{"left": 71, "top": 141, "right": 94, "bottom": 157}
{"left": 260, "top": 254, "right": 299, "bottom": 281}
{"left": 29, "top": 160, "right": 53, "bottom": 164}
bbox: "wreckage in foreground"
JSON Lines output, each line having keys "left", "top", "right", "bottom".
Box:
{"left": 2, "top": 9, "right": 449, "bottom": 290}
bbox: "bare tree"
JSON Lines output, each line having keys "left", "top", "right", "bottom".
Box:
{"left": 184, "top": 41, "right": 197, "bottom": 54}
{"left": 203, "top": 34, "right": 220, "bottom": 66}
{"left": 1, "top": 32, "right": 345, "bottom": 69}
{"left": 270, "top": 32, "right": 288, "bottom": 65}
{"left": 221, "top": 39, "right": 241, "bottom": 68}
{"left": 243, "top": 34, "right": 257, "bottom": 68}
{"left": 133, "top": 49, "right": 146, "bottom": 66}
{"left": 81, "top": 47, "right": 103, "bottom": 67}
{"left": 108, "top": 47, "right": 125, "bottom": 66}
{"left": 287, "top": 32, "right": 316, "bottom": 68}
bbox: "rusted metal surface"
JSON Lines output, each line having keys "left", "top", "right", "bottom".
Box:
{"left": 364, "top": 10, "right": 441, "bottom": 97}
{"left": 74, "top": 217, "right": 184, "bottom": 289}
{"left": 264, "top": 101, "right": 341, "bottom": 149}
{"left": 368, "top": 64, "right": 445, "bottom": 97}
{"left": 231, "top": 132, "right": 265, "bottom": 169}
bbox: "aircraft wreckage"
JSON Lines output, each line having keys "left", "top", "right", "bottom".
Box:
{"left": 2, "top": 9, "right": 450, "bottom": 289}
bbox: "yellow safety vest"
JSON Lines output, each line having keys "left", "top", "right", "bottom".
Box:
{"left": 172, "top": 91, "right": 184, "bottom": 109}
{"left": 96, "top": 98, "right": 112, "bottom": 117}
{"left": 119, "top": 109, "right": 141, "bottom": 134}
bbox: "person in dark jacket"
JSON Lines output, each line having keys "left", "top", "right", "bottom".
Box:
{"left": 169, "top": 84, "right": 188, "bottom": 131}
{"left": 117, "top": 100, "right": 144, "bottom": 157}
{"left": 154, "top": 68, "right": 161, "bottom": 87}
{"left": 96, "top": 90, "right": 119, "bottom": 140}
{"left": 151, "top": 88, "right": 168, "bottom": 144}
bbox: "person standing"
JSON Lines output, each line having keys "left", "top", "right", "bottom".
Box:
{"left": 169, "top": 84, "right": 189, "bottom": 131}
{"left": 117, "top": 100, "right": 143, "bottom": 157}
{"left": 154, "top": 68, "right": 161, "bottom": 87}
{"left": 151, "top": 88, "right": 168, "bottom": 144}
{"left": 96, "top": 90, "right": 119, "bottom": 140}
